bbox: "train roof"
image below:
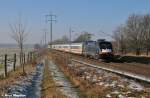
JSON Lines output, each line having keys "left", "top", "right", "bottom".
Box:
{"left": 52, "top": 42, "right": 83, "bottom": 46}
{"left": 51, "top": 40, "right": 111, "bottom": 45}
{"left": 99, "top": 41, "right": 112, "bottom": 43}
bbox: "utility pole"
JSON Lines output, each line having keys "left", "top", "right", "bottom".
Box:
{"left": 69, "top": 27, "right": 72, "bottom": 47}
{"left": 45, "top": 31, "right": 47, "bottom": 45}
{"left": 41, "top": 34, "right": 44, "bottom": 48}
{"left": 69, "top": 27, "right": 74, "bottom": 63}
{"left": 69, "top": 27, "right": 74, "bottom": 52}
{"left": 45, "top": 12, "right": 56, "bottom": 48}
{"left": 43, "top": 29, "right": 47, "bottom": 46}
{"left": 40, "top": 39, "right": 42, "bottom": 46}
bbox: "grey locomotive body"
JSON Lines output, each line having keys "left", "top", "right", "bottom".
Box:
{"left": 83, "top": 40, "right": 113, "bottom": 59}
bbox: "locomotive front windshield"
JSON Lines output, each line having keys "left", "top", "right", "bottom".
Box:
{"left": 99, "top": 42, "right": 112, "bottom": 49}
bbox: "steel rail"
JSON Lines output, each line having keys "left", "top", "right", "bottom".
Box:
{"left": 71, "top": 59, "right": 150, "bottom": 83}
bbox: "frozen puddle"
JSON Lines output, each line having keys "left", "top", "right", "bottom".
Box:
{"left": 5, "top": 63, "right": 44, "bottom": 98}
{"left": 48, "top": 61, "right": 79, "bottom": 98}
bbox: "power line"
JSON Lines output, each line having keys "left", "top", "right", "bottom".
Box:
{"left": 45, "top": 12, "right": 57, "bottom": 48}
{"left": 99, "top": 30, "right": 113, "bottom": 38}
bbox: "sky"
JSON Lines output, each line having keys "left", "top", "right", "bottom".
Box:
{"left": 0, "top": 0, "right": 150, "bottom": 44}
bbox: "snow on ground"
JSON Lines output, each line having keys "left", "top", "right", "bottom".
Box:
{"left": 69, "top": 63, "right": 150, "bottom": 98}
{"left": 48, "top": 61, "right": 79, "bottom": 98}
{"left": 4, "top": 63, "right": 44, "bottom": 98}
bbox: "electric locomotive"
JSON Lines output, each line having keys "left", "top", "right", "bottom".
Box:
{"left": 82, "top": 39, "right": 113, "bottom": 59}
{"left": 51, "top": 39, "right": 113, "bottom": 60}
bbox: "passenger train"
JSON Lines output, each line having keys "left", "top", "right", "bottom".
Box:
{"left": 50, "top": 39, "right": 113, "bottom": 59}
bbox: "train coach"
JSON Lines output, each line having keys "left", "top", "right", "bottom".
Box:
{"left": 50, "top": 39, "right": 113, "bottom": 59}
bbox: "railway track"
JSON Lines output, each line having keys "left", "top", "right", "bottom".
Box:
{"left": 72, "top": 55, "right": 150, "bottom": 77}
{"left": 71, "top": 59, "right": 150, "bottom": 83}
{"left": 73, "top": 55, "right": 150, "bottom": 78}
{"left": 51, "top": 50, "right": 150, "bottom": 83}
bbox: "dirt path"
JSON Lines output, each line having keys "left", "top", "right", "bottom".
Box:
{"left": 41, "top": 59, "right": 67, "bottom": 98}
{"left": 47, "top": 60, "right": 79, "bottom": 98}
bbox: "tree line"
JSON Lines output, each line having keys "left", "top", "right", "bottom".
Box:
{"left": 113, "top": 13, "right": 150, "bottom": 56}
{"left": 52, "top": 32, "right": 92, "bottom": 44}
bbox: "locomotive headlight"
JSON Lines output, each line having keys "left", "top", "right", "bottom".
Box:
{"left": 101, "top": 49, "right": 112, "bottom": 53}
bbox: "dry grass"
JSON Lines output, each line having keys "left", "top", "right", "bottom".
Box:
{"left": 50, "top": 50, "right": 150, "bottom": 98}
{"left": 0, "top": 64, "right": 3, "bottom": 69}
{"left": 41, "top": 58, "right": 67, "bottom": 98}
{"left": 49, "top": 51, "right": 107, "bottom": 98}
{"left": 0, "top": 63, "right": 36, "bottom": 96}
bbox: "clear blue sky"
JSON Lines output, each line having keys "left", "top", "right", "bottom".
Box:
{"left": 0, "top": 0, "right": 150, "bottom": 44}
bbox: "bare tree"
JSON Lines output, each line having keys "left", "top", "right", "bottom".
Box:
{"left": 10, "top": 16, "right": 28, "bottom": 74}
{"left": 74, "top": 32, "right": 92, "bottom": 42}
{"left": 125, "top": 14, "right": 144, "bottom": 55}
{"left": 34, "top": 43, "right": 41, "bottom": 50}
{"left": 113, "top": 13, "right": 150, "bottom": 56}
{"left": 113, "top": 25, "right": 127, "bottom": 54}
{"left": 142, "top": 14, "right": 150, "bottom": 55}
{"left": 52, "top": 35, "right": 69, "bottom": 44}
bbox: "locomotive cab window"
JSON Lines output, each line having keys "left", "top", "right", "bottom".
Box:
{"left": 99, "top": 42, "right": 112, "bottom": 49}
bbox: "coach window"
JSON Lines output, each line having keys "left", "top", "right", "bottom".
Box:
{"left": 73, "top": 46, "right": 80, "bottom": 49}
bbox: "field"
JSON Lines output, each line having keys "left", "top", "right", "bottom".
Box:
{"left": 0, "top": 48, "right": 33, "bottom": 55}
{"left": 0, "top": 48, "right": 33, "bottom": 75}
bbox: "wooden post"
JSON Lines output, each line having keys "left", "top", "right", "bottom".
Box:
{"left": 24, "top": 53, "right": 26, "bottom": 64}
{"left": 27, "top": 53, "right": 28, "bottom": 63}
{"left": 27, "top": 53, "right": 29, "bottom": 63}
{"left": 20, "top": 52, "right": 23, "bottom": 66}
{"left": 13, "top": 54, "right": 16, "bottom": 71}
{"left": 22, "top": 53, "right": 24, "bottom": 66}
{"left": 4, "top": 54, "right": 7, "bottom": 77}
{"left": 20, "top": 52, "right": 21, "bottom": 66}
{"left": 30, "top": 52, "right": 32, "bottom": 62}
{"left": 29, "top": 53, "right": 30, "bottom": 62}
